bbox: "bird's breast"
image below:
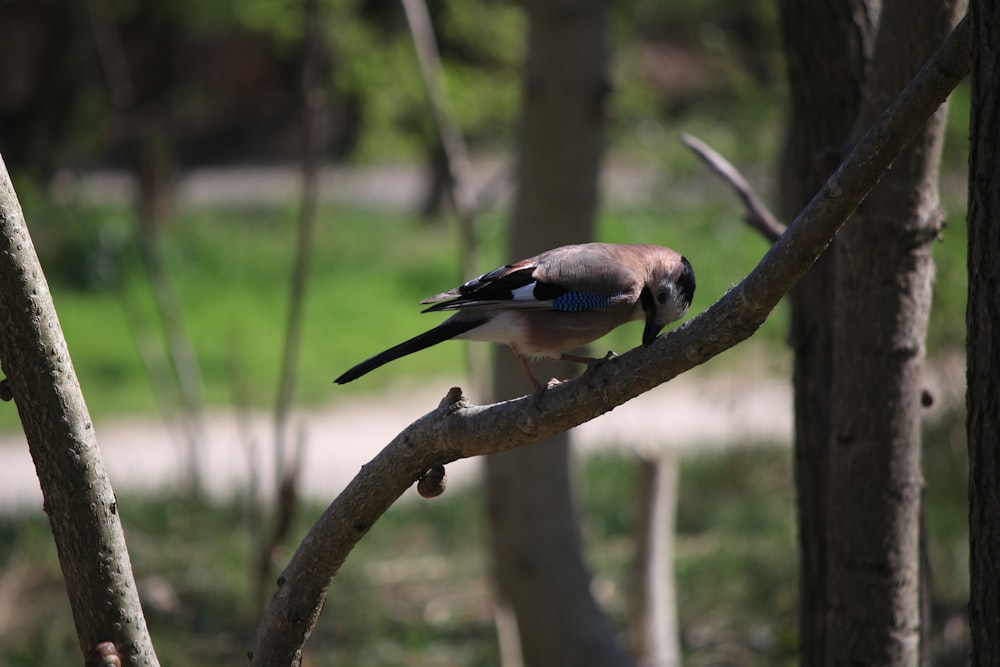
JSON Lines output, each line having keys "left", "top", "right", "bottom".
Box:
{"left": 452, "top": 305, "right": 639, "bottom": 357}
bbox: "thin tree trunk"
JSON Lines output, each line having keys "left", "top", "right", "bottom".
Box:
{"left": 966, "top": 0, "right": 1000, "bottom": 663}
{"left": 630, "top": 457, "right": 681, "bottom": 667}
{"left": 87, "top": 0, "right": 206, "bottom": 494}
{"left": 485, "top": 0, "right": 629, "bottom": 665}
{"left": 0, "top": 155, "right": 160, "bottom": 665}
{"left": 827, "top": 1, "right": 963, "bottom": 664}
{"left": 258, "top": 0, "right": 330, "bottom": 606}
{"left": 777, "top": 2, "right": 876, "bottom": 661}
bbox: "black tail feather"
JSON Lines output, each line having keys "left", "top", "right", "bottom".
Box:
{"left": 334, "top": 317, "right": 486, "bottom": 384}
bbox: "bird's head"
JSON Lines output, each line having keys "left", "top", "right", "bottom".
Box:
{"left": 640, "top": 255, "right": 695, "bottom": 346}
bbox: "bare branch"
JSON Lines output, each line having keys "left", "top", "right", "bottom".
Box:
{"left": 679, "top": 132, "right": 786, "bottom": 243}
{"left": 400, "top": 0, "right": 492, "bottom": 384}
{"left": 400, "top": 0, "right": 478, "bottom": 223}
{"left": 247, "top": 14, "right": 970, "bottom": 666}
{"left": 262, "top": 0, "right": 329, "bottom": 601}
{"left": 0, "top": 156, "right": 160, "bottom": 664}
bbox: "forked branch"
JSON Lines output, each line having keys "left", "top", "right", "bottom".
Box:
{"left": 679, "top": 132, "right": 786, "bottom": 243}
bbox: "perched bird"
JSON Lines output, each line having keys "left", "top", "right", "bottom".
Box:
{"left": 334, "top": 242, "right": 695, "bottom": 390}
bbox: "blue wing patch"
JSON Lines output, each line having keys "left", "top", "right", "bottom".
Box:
{"left": 552, "top": 291, "right": 624, "bottom": 312}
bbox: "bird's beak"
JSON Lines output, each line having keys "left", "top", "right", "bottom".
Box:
{"left": 642, "top": 315, "right": 663, "bottom": 346}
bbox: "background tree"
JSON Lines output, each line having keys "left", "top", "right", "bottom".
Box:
{"left": 484, "top": 0, "right": 630, "bottom": 665}
{"left": 777, "top": 2, "right": 875, "bottom": 661}
{"left": 780, "top": 1, "right": 963, "bottom": 663}
{"left": 966, "top": 0, "right": 1000, "bottom": 663}
{"left": 827, "top": 1, "right": 963, "bottom": 663}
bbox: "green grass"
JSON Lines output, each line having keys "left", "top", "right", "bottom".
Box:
{"left": 4, "top": 200, "right": 469, "bottom": 429}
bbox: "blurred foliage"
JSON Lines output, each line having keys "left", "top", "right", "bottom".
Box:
{"left": 0, "top": 0, "right": 782, "bottom": 178}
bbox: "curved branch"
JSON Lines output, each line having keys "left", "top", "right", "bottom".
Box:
{"left": 679, "top": 132, "right": 786, "bottom": 243}
{"left": 247, "top": 14, "right": 970, "bottom": 666}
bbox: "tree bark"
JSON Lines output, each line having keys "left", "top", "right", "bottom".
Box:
{"left": 827, "top": 1, "right": 964, "bottom": 664}
{"left": 0, "top": 156, "right": 160, "bottom": 665}
{"left": 966, "top": 0, "right": 1000, "bottom": 663}
{"left": 484, "top": 1, "right": 630, "bottom": 665}
{"left": 777, "top": 2, "right": 876, "bottom": 663}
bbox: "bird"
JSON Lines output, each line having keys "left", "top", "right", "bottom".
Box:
{"left": 334, "top": 242, "right": 695, "bottom": 390}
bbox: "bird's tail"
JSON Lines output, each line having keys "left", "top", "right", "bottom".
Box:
{"left": 334, "top": 317, "right": 486, "bottom": 384}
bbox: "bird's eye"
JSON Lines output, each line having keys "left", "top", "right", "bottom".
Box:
{"left": 658, "top": 291, "right": 668, "bottom": 304}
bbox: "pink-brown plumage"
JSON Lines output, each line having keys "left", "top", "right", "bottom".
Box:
{"left": 335, "top": 243, "right": 695, "bottom": 389}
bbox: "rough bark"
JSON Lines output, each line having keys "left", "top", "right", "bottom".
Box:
{"left": 0, "top": 156, "right": 159, "bottom": 665}
{"left": 826, "top": 2, "right": 964, "bottom": 664}
{"left": 966, "top": 0, "right": 1000, "bottom": 663}
{"left": 484, "top": 0, "right": 629, "bottom": 665}
{"left": 777, "top": 2, "right": 876, "bottom": 662}
{"left": 247, "top": 21, "right": 971, "bottom": 663}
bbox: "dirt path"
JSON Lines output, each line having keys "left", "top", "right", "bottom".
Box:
{"left": 0, "top": 357, "right": 963, "bottom": 515}
{"left": 0, "top": 371, "right": 792, "bottom": 514}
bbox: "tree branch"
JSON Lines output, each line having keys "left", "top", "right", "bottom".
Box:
{"left": 0, "top": 155, "right": 160, "bottom": 663}
{"left": 247, "top": 14, "right": 970, "bottom": 666}
{"left": 679, "top": 132, "right": 786, "bottom": 243}
{"left": 400, "top": 0, "right": 478, "bottom": 224}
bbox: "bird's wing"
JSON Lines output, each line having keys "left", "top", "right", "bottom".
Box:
{"left": 421, "top": 244, "right": 643, "bottom": 314}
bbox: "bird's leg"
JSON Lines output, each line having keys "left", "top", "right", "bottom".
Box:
{"left": 508, "top": 344, "right": 544, "bottom": 393}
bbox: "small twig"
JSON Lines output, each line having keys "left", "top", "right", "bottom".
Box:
{"left": 679, "top": 132, "right": 786, "bottom": 243}
{"left": 260, "top": 0, "right": 326, "bottom": 608}
{"left": 400, "top": 0, "right": 490, "bottom": 384}
{"left": 400, "top": 0, "right": 478, "bottom": 223}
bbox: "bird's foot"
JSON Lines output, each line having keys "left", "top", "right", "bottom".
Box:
{"left": 529, "top": 376, "right": 563, "bottom": 403}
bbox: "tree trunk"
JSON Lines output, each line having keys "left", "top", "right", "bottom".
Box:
{"left": 484, "top": 1, "right": 629, "bottom": 665}
{"left": 629, "top": 457, "right": 681, "bottom": 667}
{"left": 827, "top": 1, "right": 963, "bottom": 664}
{"left": 777, "top": 2, "right": 876, "bottom": 663}
{"left": 966, "top": 0, "right": 1000, "bottom": 663}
